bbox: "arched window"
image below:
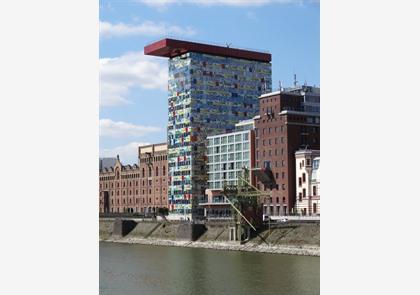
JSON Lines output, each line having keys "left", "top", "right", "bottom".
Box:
{"left": 163, "top": 166, "right": 166, "bottom": 176}
{"left": 149, "top": 166, "right": 152, "bottom": 177}
{"left": 142, "top": 168, "right": 145, "bottom": 178}
{"left": 156, "top": 166, "right": 159, "bottom": 176}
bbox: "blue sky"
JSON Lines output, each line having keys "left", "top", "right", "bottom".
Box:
{"left": 99, "top": 0, "right": 320, "bottom": 164}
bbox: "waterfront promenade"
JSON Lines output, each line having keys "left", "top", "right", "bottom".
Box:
{"left": 100, "top": 218, "right": 320, "bottom": 256}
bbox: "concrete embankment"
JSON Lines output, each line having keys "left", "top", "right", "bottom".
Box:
{"left": 99, "top": 218, "right": 320, "bottom": 256}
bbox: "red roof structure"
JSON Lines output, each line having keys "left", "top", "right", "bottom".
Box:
{"left": 144, "top": 38, "right": 271, "bottom": 62}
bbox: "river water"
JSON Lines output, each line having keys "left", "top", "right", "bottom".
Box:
{"left": 100, "top": 242, "right": 319, "bottom": 295}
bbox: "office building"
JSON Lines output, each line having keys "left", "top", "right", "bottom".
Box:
{"left": 254, "top": 89, "right": 320, "bottom": 216}
{"left": 145, "top": 38, "right": 272, "bottom": 218}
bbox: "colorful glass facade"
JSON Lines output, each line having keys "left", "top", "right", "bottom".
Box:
{"left": 167, "top": 51, "right": 271, "bottom": 217}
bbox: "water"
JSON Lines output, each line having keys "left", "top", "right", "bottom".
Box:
{"left": 100, "top": 242, "right": 320, "bottom": 295}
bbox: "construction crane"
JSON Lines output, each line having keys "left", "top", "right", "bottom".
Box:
{"left": 221, "top": 167, "right": 274, "bottom": 243}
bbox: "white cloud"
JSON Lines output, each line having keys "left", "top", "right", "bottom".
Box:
{"left": 100, "top": 119, "right": 161, "bottom": 138}
{"left": 100, "top": 21, "right": 196, "bottom": 39}
{"left": 136, "top": 0, "right": 310, "bottom": 8}
{"left": 100, "top": 52, "right": 167, "bottom": 107}
{"left": 100, "top": 141, "right": 150, "bottom": 164}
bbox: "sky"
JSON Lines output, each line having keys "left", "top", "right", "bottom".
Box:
{"left": 99, "top": 0, "right": 320, "bottom": 164}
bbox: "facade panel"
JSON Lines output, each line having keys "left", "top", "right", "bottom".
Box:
{"left": 166, "top": 51, "right": 271, "bottom": 217}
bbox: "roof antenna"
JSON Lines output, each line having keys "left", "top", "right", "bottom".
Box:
{"left": 294, "top": 73, "right": 298, "bottom": 87}
{"left": 279, "top": 80, "right": 283, "bottom": 92}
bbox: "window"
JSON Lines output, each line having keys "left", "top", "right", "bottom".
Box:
{"left": 303, "top": 188, "right": 306, "bottom": 197}
{"left": 156, "top": 166, "right": 159, "bottom": 176}
{"left": 163, "top": 166, "right": 166, "bottom": 176}
{"left": 313, "top": 186, "right": 317, "bottom": 196}
{"left": 302, "top": 173, "right": 306, "bottom": 183}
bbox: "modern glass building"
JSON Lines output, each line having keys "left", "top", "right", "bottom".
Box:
{"left": 145, "top": 39, "right": 271, "bottom": 218}
{"left": 207, "top": 119, "right": 255, "bottom": 190}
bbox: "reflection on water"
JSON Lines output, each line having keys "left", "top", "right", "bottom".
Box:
{"left": 100, "top": 242, "right": 319, "bottom": 295}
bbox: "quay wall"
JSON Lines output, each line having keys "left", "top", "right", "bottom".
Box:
{"left": 99, "top": 218, "right": 320, "bottom": 256}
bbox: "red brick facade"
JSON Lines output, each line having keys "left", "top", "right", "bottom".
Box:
{"left": 138, "top": 143, "right": 169, "bottom": 214}
{"left": 255, "top": 92, "right": 320, "bottom": 215}
{"left": 99, "top": 143, "right": 168, "bottom": 214}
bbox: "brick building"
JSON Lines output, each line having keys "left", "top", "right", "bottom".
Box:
{"left": 99, "top": 155, "right": 140, "bottom": 214}
{"left": 99, "top": 143, "right": 169, "bottom": 214}
{"left": 138, "top": 143, "right": 169, "bottom": 214}
{"left": 254, "top": 88, "right": 320, "bottom": 216}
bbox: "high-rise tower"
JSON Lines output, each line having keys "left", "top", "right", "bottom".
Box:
{"left": 145, "top": 38, "right": 272, "bottom": 218}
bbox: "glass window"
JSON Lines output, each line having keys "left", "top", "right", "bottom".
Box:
{"left": 207, "top": 147, "right": 213, "bottom": 155}
{"left": 221, "top": 137, "right": 227, "bottom": 144}
{"left": 228, "top": 144, "right": 234, "bottom": 152}
{"left": 207, "top": 138, "right": 213, "bottom": 146}
{"left": 214, "top": 137, "right": 220, "bottom": 145}
{"left": 208, "top": 156, "right": 213, "bottom": 163}
{"left": 243, "top": 151, "right": 249, "bottom": 159}
{"left": 228, "top": 153, "right": 234, "bottom": 161}
{"left": 235, "top": 134, "right": 242, "bottom": 142}
{"left": 244, "top": 133, "right": 249, "bottom": 141}
{"left": 243, "top": 142, "right": 249, "bottom": 150}
{"left": 221, "top": 154, "right": 227, "bottom": 161}
{"left": 228, "top": 135, "right": 234, "bottom": 143}
{"left": 221, "top": 145, "right": 227, "bottom": 153}
{"left": 235, "top": 152, "right": 242, "bottom": 160}
{"left": 235, "top": 143, "right": 242, "bottom": 151}
{"left": 214, "top": 155, "right": 220, "bottom": 162}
